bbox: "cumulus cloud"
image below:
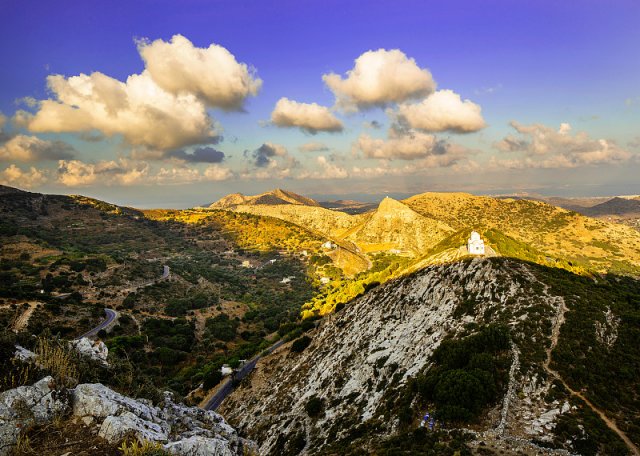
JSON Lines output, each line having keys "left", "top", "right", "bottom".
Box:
{"left": 270, "top": 97, "right": 343, "bottom": 134}
{"left": 166, "top": 146, "right": 225, "bottom": 163}
{"left": 297, "top": 155, "right": 349, "bottom": 180}
{"left": 138, "top": 34, "right": 261, "bottom": 110}
{"left": 323, "top": 49, "right": 436, "bottom": 112}
{"left": 0, "top": 164, "right": 47, "bottom": 189}
{"left": 152, "top": 164, "right": 233, "bottom": 183}
{"left": 353, "top": 125, "right": 469, "bottom": 165}
{"left": 23, "top": 35, "right": 260, "bottom": 151}
{"left": 57, "top": 159, "right": 149, "bottom": 186}
{"left": 0, "top": 134, "right": 75, "bottom": 162}
{"left": 298, "top": 141, "right": 329, "bottom": 152}
{"left": 396, "top": 89, "right": 485, "bottom": 133}
{"left": 495, "top": 121, "right": 632, "bottom": 168}
{"left": 26, "top": 71, "right": 217, "bottom": 151}
{"left": 248, "top": 142, "right": 289, "bottom": 168}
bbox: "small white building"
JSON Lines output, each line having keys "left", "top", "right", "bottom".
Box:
{"left": 281, "top": 276, "right": 295, "bottom": 284}
{"left": 241, "top": 260, "right": 253, "bottom": 268}
{"left": 221, "top": 365, "right": 233, "bottom": 376}
{"left": 320, "top": 277, "right": 331, "bottom": 284}
{"left": 322, "top": 241, "right": 337, "bottom": 250}
{"left": 467, "top": 231, "right": 485, "bottom": 255}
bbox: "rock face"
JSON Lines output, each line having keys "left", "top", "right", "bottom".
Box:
{"left": 220, "top": 258, "right": 573, "bottom": 455}
{"left": 0, "top": 376, "right": 70, "bottom": 456}
{"left": 0, "top": 378, "right": 252, "bottom": 456}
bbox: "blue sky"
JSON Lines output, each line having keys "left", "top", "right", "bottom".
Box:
{"left": 0, "top": 0, "right": 639, "bottom": 207}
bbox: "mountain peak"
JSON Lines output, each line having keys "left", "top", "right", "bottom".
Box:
{"left": 209, "top": 189, "right": 319, "bottom": 209}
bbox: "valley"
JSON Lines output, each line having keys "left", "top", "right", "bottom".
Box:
{"left": 1, "top": 185, "right": 640, "bottom": 455}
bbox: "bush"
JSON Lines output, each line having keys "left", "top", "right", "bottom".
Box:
{"left": 305, "top": 396, "right": 323, "bottom": 417}
{"left": 291, "top": 335, "right": 312, "bottom": 353}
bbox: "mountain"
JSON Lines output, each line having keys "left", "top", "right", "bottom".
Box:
{"left": 579, "top": 196, "right": 640, "bottom": 218}
{"left": 403, "top": 191, "right": 640, "bottom": 275}
{"left": 209, "top": 188, "right": 320, "bottom": 209}
{"left": 343, "top": 196, "right": 454, "bottom": 254}
{"left": 221, "top": 257, "right": 640, "bottom": 455}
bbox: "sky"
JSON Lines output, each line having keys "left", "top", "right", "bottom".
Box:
{"left": 0, "top": 0, "right": 639, "bottom": 207}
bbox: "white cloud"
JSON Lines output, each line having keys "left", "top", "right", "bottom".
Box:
{"left": 0, "top": 164, "right": 47, "bottom": 189}
{"left": 323, "top": 49, "right": 436, "bottom": 111}
{"left": 396, "top": 89, "right": 485, "bottom": 133}
{"left": 298, "top": 141, "right": 329, "bottom": 152}
{"left": 495, "top": 121, "right": 633, "bottom": 168}
{"left": 270, "top": 98, "right": 343, "bottom": 133}
{"left": 203, "top": 164, "right": 233, "bottom": 181}
{"left": 353, "top": 125, "right": 468, "bottom": 165}
{"left": 26, "top": 71, "right": 217, "bottom": 151}
{"left": 297, "top": 155, "right": 349, "bottom": 179}
{"left": 138, "top": 34, "right": 261, "bottom": 110}
{"left": 23, "top": 35, "right": 261, "bottom": 151}
{"left": 0, "top": 134, "right": 74, "bottom": 162}
{"left": 57, "top": 159, "right": 149, "bottom": 186}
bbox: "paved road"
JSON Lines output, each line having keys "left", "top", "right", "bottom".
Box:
{"left": 203, "top": 339, "right": 285, "bottom": 411}
{"left": 75, "top": 308, "right": 118, "bottom": 340}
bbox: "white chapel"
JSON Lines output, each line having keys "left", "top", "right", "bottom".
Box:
{"left": 467, "top": 231, "right": 485, "bottom": 255}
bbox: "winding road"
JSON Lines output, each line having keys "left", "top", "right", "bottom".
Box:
{"left": 75, "top": 308, "right": 118, "bottom": 340}
{"left": 203, "top": 339, "right": 285, "bottom": 411}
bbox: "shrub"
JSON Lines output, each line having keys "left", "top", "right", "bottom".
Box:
{"left": 305, "top": 396, "right": 323, "bottom": 417}
{"left": 291, "top": 335, "right": 312, "bottom": 353}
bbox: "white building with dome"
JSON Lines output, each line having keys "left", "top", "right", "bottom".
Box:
{"left": 467, "top": 231, "right": 485, "bottom": 255}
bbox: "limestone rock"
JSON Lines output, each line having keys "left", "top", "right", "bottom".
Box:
{"left": 164, "top": 436, "right": 236, "bottom": 456}
{"left": 71, "top": 337, "right": 109, "bottom": 365}
{"left": 98, "top": 411, "right": 168, "bottom": 444}
{"left": 0, "top": 376, "right": 69, "bottom": 456}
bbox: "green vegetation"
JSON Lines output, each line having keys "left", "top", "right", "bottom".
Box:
{"left": 409, "top": 325, "right": 511, "bottom": 423}
{"left": 291, "top": 335, "right": 312, "bottom": 353}
{"left": 302, "top": 253, "right": 411, "bottom": 317}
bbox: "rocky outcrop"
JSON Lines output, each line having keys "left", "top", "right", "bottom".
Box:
{"left": 71, "top": 337, "right": 109, "bottom": 365}
{"left": 0, "top": 378, "right": 252, "bottom": 455}
{"left": 0, "top": 376, "right": 70, "bottom": 455}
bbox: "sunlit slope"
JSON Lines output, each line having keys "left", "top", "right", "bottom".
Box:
{"left": 209, "top": 188, "right": 320, "bottom": 209}
{"left": 225, "top": 204, "right": 360, "bottom": 238}
{"left": 404, "top": 192, "right": 640, "bottom": 274}
{"left": 343, "top": 197, "right": 454, "bottom": 254}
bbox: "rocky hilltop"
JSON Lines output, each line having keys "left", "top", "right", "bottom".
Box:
{"left": 0, "top": 376, "right": 253, "bottom": 455}
{"left": 343, "top": 196, "right": 454, "bottom": 254}
{"left": 221, "top": 258, "right": 639, "bottom": 455}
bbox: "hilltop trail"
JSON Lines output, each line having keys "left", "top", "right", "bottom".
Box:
{"left": 544, "top": 295, "right": 639, "bottom": 455}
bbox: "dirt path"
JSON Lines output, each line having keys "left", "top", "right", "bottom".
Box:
{"left": 12, "top": 301, "right": 39, "bottom": 332}
{"left": 544, "top": 296, "right": 639, "bottom": 456}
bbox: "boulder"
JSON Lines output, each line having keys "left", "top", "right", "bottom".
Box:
{"left": 72, "top": 383, "right": 165, "bottom": 426}
{"left": 164, "top": 436, "right": 236, "bottom": 456}
{"left": 71, "top": 337, "right": 109, "bottom": 365}
{"left": 99, "top": 411, "right": 168, "bottom": 444}
{"left": 0, "top": 376, "right": 70, "bottom": 456}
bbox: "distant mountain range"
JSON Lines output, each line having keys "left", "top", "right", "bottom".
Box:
{"left": 207, "top": 188, "right": 640, "bottom": 276}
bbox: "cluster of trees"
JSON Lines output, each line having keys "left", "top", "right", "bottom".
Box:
{"left": 410, "top": 325, "right": 511, "bottom": 423}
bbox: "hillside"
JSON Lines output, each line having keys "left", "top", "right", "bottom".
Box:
{"left": 404, "top": 192, "right": 640, "bottom": 275}
{"left": 343, "top": 197, "right": 454, "bottom": 254}
{"left": 0, "top": 186, "right": 329, "bottom": 405}
{"left": 209, "top": 188, "right": 320, "bottom": 209}
{"left": 222, "top": 257, "right": 640, "bottom": 455}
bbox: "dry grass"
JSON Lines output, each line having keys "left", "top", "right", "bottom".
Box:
{"left": 34, "top": 337, "right": 79, "bottom": 388}
{"left": 119, "top": 439, "right": 168, "bottom": 456}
